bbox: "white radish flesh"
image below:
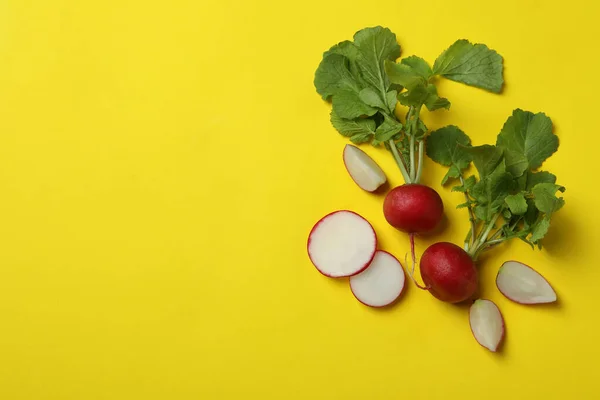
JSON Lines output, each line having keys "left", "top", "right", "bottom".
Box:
{"left": 350, "top": 251, "right": 405, "bottom": 307}
{"left": 307, "top": 210, "right": 377, "bottom": 277}
{"left": 469, "top": 299, "right": 505, "bottom": 352}
{"left": 343, "top": 144, "right": 387, "bottom": 192}
{"left": 496, "top": 261, "right": 557, "bottom": 304}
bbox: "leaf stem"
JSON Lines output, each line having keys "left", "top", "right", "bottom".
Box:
{"left": 470, "top": 212, "right": 501, "bottom": 257}
{"left": 488, "top": 215, "right": 522, "bottom": 242}
{"left": 405, "top": 106, "right": 423, "bottom": 183}
{"left": 415, "top": 140, "right": 424, "bottom": 183}
{"left": 459, "top": 175, "right": 477, "bottom": 250}
{"left": 388, "top": 139, "right": 411, "bottom": 183}
{"left": 470, "top": 213, "right": 525, "bottom": 259}
{"left": 471, "top": 237, "right": 508, "bottom": 260}
{"left": 406, "top": 107, "right": 414, "bottom": 127}
{"left": 409, "top": 134, "right": 416, "bottom": 181}
{"left": 479, "top": 212, "right": 501, "bottom": 247}
{"left": 488, "top": 226, "right": 505, "bottom": 241}
{"left": 509, "top": 216, "right": 523, "bottom": 231}
{"left": 483, "top": 237, "right": 506, "bottom": 247}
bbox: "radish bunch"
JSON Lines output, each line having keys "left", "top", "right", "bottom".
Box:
{"left": 314, "top": 26, "right": 505, "bottom": 289}
{"left": 421, "top": 111, "right": 564, "bottom": 304}
{"left": 307, "top": 210, "right": 405, "bottom": 307}
{"left": 311, "top": 26, "right": 565, "bottom": 353}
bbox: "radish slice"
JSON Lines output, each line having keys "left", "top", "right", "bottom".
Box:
{"left": 350, "top": 251, "right": 405, "bottom": 307}
{"left": 469, "top": 299, "right": 505, "bottom": 352}
{"left": 307, "top": 210, "right": 377, "bottom": 277}
{"left": 343, "top": 144, "right": 386, "bottom": 192}
{"left": 496, "top": 261, "right": 557, "bottom": 304}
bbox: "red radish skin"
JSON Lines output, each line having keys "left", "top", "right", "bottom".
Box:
{"left": 383, "top": 184, "right": 444, "bottom": 234}
{"left": 420, "top": 242, "right": 478, "bottom": 303}
{"left": 307, "top": 210, "right": 377, "bottom": 278}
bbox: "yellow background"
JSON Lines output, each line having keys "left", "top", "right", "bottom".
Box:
{"left": 0, "top": 0, "right": 597, "bottom": 398}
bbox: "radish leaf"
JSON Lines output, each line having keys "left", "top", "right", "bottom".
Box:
{"left": 471, "top": 164, "right": 514, "bottom": 222}
{"left": 532, "top": 183, "right": 565, "bottom": 214}
{"left": 467, "top": 144, "right": 503, "bottom": 179}
{"left": 359, "top": 87, "right": 390, "bottom": 110}
{"left": 385, "top": 61, "right": 426, "bottom": 90}
{"left": 398, "top": 82, "right": 429, "bottom": 106}
{"left": 517, "top": 170, "right": 557, "bottom": 191}
{"left": 373, "top": 118, "right": 403, "bottom": 144}
{"left": 330, "top": 111, "right": 377, "bottom": 138}
{"left": 426, "top": 125, "right": 472, "bottom": 184}
{"left": 452, "top": 175, "right": 476, "bottom": 192}
{"left": 332, "top": 89, "right": 378, "bottom": 119}
{"left": 386, "top": 90, "right": 398, "bottom": 111}
{"left": 324, "top": 40, "right": 361, "bottom": 60}
{"left": 353, "top": 27, "right": 401, "bottom": 97}
{"left": 433, "top": 39, "right": 504, "bottom": 93}
{"left": 505, "top": 193, "right": 528, "bottom": 215}
{"left": 530, "top": 217, "right": 551, "bottom": 243}
{"left": 314, "top": 54, "right": 363, "bottom": 100}
{"left": 424, "top": 85, "right": 451, "bottom": 111}
{"left": 496, "top": 109, "right": 558, "bottom": 177}
{"left": 401, "top": 56, "right": 432, "bottom": 80}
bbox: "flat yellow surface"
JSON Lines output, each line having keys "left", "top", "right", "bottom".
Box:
{"left": 0, "top": 0, "right": 598, "bottom": 399}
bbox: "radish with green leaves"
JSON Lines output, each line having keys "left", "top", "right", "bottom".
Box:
{"left": 313, "top": 27, "right": 505, "bottom": 287}
{"left": 422, "top": 109, "right": 565, "bottom": 303}
{"left": 308, "top": 25, "right": 566, "bottom": 354}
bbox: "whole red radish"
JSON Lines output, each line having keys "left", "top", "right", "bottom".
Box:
{"left": 383, "top": 184, "right": 444, "bottom": 234}
{"left": 420, "top": 242, "right": 477, "bottom": 303}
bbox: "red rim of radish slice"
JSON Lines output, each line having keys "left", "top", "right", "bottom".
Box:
{"left": 495, "top": 260, "right": 557, "bottom": 305}
{"left": 307, "top": 210, "right": 377, "bottom": 278}
{"left": 469, "top": 299, "right": 505, "bottom": 352}
{"left": 349, "top": 250, "right": 405, "bottom": 308}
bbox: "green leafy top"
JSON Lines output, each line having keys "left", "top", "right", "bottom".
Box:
{"left": 425, "top": 126, "right": 472, "bottom": 184}
{"left": 314, "top": 27, "right": 400, "bottom": 118}
{"left": 432, "top": 39, "right": 504, "bottom": 93}
{"left": 496, "top": 109, "right": 558, "bottom": 176}
{"left": 313, "top": 26, "right": 504, "bottom": 185}
{"left": 353, "top": 27, "right": 401, "bottom": 98}
{"left": 426, "top": 110, "right": 565, "bottom": 259}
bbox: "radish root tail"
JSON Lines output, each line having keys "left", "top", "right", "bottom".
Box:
{"left": 405, "top": 233, "right": 430, "bottom": 290}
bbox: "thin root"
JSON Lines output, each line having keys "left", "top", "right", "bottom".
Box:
{"left": 404, "top": 233, "right": 430, "bottom": 291}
